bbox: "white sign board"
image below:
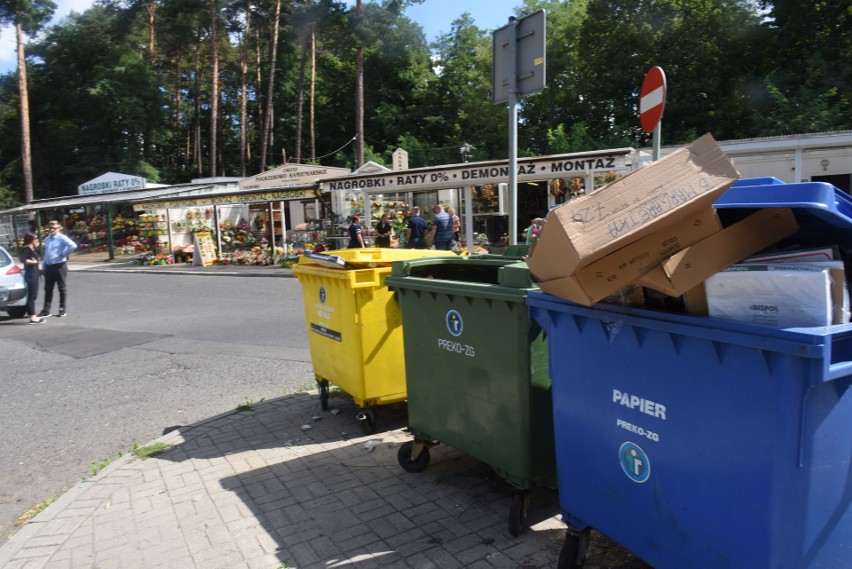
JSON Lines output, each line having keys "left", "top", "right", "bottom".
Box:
{"left": 239, "top": 164, "right": 350, "bottom": 191}
{"left": 78, "top": 172, "right": 147, "bottom": 195}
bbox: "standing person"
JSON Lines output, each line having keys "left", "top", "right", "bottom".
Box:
{"left": 430, "top": 203, "right": 454, "bottom": 250}
{"left": 347, "top": 215, "right": 365, "bottom": 248}
{"left": 375, "top": 213, "right": 392, "bottom": 247}
{"left": 19, "top": 232, "right": 45, "bottom": 324}
{"left": 38, "top": 220, "right": 77, "bottom": 318}
{"left": 448, "top": 207, "right": 461, "bottom": 243}
{"left": 405, "top": 206, "right": 427, "bottom": 249}
{"left": 525, "top": 218, "right": 544, "bottom": 245}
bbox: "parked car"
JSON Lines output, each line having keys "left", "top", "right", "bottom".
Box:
{"left": 0, "top": 244, "right": 27, "bottom": 318}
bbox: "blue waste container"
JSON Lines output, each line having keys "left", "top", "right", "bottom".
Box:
{"left": 529, "top": 182, "right": 852, "bottom": 568}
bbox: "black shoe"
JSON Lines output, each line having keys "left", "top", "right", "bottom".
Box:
{"left": 37, "top": 310, "right": 51, "bottom": 318}
{"left": 29, "top": 318, "right": 45, "bottom": 324}
{"left": 57, "top": 308, "right": 66, "bottom": 318}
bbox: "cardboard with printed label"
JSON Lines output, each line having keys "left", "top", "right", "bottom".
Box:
{"left": 535, "top": 208, "right": 721, "bottom": 306}
{"left": 528, "top": 133, "right": 740, "bottom": 285}
{"left": 636, "top": 208, "right": 799, "bottom": 297}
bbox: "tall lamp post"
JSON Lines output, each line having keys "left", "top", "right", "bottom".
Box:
{"left": 459, "top": 143, "right": 475, "bottom": 251}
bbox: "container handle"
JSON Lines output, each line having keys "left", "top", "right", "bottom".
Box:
{"left": 826, "top": 360, "right": 852, "bottom": 382}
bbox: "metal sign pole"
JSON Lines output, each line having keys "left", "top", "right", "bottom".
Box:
{"left": 508, "top": 17, "right": 519, "bottom": 246}
{"left": 653, "top": 124, "right": 661, "bottom": 161}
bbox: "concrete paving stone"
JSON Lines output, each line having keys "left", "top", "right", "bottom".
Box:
{"left": 332, "top": 527, "right": 387, "bottom": 553}
{"left": 246, "top": 551, "right": 286, "bottom": 569}
{"left": 404, "top": 547, "right": 465, "bottom": 569}
{"left": 350, "top": 501, "right": 396, "bottom": 522}
{"left": 192, "top": 548, "right": 246, "bottom": 569}
{"left": 270, "top": 523, "right": 323, "bottom": 546}
{"left": 441, "top": 531, "right": 489, "bottom": 555}
{"left": 286, "top": 539, "right": 324, "bottom": 566}
{"left": 368, "top": 511, "right": 416, "bottom": 540}
{"left": 182, "top": 529, "right": 213, "bottom": 554}
{"left": 454, "top": 541, "right": 503, "bottom": 565}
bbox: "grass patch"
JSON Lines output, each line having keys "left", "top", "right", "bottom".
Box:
{"left": 236, "top": 397, "right": 265, "bottom": 411}
{"left": 131, "top": 442, "right": 172, "bottom": 460}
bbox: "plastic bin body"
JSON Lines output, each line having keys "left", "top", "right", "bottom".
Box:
{"left": 528, "top": 290, "right": 852, "bottom": 569}
{"left": 386, "top": 258, "right": 556, "bottom": 489}
{"left": 292, "top": 249, "right": 454, "bottom": 408}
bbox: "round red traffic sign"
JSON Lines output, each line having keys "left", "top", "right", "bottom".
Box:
{"left": 639, "top": 66, "right": 667, "bottom": 134}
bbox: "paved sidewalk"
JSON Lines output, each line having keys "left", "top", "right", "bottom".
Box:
{"left": 0, "top": 393, "right": 571, "bottom": 569}
{"left": 66, "top": 254, "right": 295, "bottom": 278}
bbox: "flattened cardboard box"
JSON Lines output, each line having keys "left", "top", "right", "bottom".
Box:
{"left": 636, "top": 208, "right": 799, "bottom": 297}
{"left": 528, "top": 133, "right": 740, "bottom": 283}
{"left": 535, "top": 207, "right": 721, "bottom": 306}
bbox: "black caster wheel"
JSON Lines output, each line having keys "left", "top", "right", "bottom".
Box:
{"left": 397, "top": 440, "right": 431, "bottom": 473}
{"left": 357, "top": 407, "right": 376, "bottom": 434}
{"left": 508, "top": 490, "right": 532, "bottom": 536}
{"left": 557, "top": 528, "right": 591, "bottom": 569}
{"left": 318, "top": 380, "right": 329, "bottom": 411}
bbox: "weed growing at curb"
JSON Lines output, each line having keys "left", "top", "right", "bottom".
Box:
{"left": 236, "top": 397, "right": 265, "bottom": 411}
{"left": 131, "top": 442, "right": 172, "bottom": 460}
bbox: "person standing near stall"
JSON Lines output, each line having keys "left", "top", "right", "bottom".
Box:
{"left": 430, "top": 203, "right": 454, "bottom": 250}
{"left": 406, "top": 207, "right": 427, "bottom": 249}
{"left": 375, "top": 213, "right": 392, "bottom": 248}
{"left": 20, "top": 232, "right": 45, "bottom": 324}
{"left": 38, "top": 220, "right": 77, "bottom": 318}
{"left": 348, "top": 215, "right": 365, "bottom": 248}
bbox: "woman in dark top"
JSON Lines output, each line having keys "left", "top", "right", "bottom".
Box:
{"left": 375, "top": 213, "right": 392, "bottom": 247}
{"left": 19, "top": 232, "right": 45, "bottom": 324}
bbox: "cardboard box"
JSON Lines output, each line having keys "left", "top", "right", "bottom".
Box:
{"left": 536, "top": 208, "right": 721, "bottom": 306}
{"left": 528, "top": 133, "right": 740, "bottom": 283}
{"left": 705, "top": 264, "right": 835, "bottom": 328}
{"left": 636, "top": 208, "right": 799, "bottom": 297}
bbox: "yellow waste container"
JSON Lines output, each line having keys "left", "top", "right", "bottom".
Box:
{"left": 292, "top": 248, "right": 456, "bottom": 433}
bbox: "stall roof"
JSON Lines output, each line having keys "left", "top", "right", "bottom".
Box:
{"left": 320, "top": 147, "right": 637, "bottom": 195}
{"left": 131, "top": 183, "right": 321, "bottom": 209}
{"left": 0, "top": 183, "right": 222, "bottom": 216}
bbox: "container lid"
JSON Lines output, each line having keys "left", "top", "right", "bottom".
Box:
{"left": 298, "top": 248, "right": 457, "bottom": 268}
{"left": 715, "top": 181, "right": 852, "bottom": 248}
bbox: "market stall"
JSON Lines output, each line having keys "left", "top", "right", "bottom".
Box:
{"left": 323, "top": 147, "right": 639, "bottom": 251}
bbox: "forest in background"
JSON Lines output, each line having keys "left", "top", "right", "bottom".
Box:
{"left": 0, "top": 0, "right": 848, "bottom": 203}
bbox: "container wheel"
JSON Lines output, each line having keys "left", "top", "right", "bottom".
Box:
{"left": 318, "top": 380, "right": 329, "bottom": 411}
{"left": 397, "top": 440, "right": 430, "bottom": 473}
{"left": 557, "top": 528, "right": 591, "bottom": 569}
{"left": 508, "top": 490, "right": 532, "bottom": 536}
{"left": 357, "top": 407, "right": 376, "bottom": 435}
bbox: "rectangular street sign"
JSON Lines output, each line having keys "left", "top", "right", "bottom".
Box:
{"left": 492, "top": 10, "right": 546, "bottom": 104}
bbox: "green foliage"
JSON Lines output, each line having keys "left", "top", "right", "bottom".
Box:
{"left": 0, "top": 0, "right": 845, "bottom": 201}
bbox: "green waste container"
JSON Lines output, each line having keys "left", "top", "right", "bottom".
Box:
{"left": 385, "top": 256, "right": 556, "bottom": 536}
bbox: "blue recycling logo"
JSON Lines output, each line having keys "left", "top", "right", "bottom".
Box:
{"left": 619, "top": 441, "right": 651, "bottom": 483}
{"left": 446, "top": 310, "right": 463, "bottom": 336}
{"left": 319, "top": 286, "right": 327, "bottom": 304}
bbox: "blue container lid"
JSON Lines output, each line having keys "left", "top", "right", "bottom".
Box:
{"left": 715, "top": 180, "right": 852, "bottom": 247}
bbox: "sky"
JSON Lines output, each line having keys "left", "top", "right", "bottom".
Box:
{"left": 0, "top": 0, "right": 521, "bottom": 75}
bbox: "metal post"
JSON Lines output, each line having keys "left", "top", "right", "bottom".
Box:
{"left": 653, "top": 124, "right": 661, "bottom": 161}
{"left": 508, "top": 16, "right": 519, "bottom": 246}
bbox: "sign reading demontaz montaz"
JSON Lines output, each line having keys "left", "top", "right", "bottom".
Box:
{"left": 239, "top": 164, "right": 351, "bottom": 191}
{"left": 78, "top": 172, "right": 147, "bottom": 195}
{"left": 324, "top": 150, "right": 632, "bottom": 192}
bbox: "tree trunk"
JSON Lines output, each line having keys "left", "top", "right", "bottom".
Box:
{"left": 145, "top": 1, "right": 156, "bottom": 62}
{"left": 15, "top": 19, "right": 33, "bottom": 204}
{"left": 239, "top": 0, "right": 251, "bottom": 177}
{"left": 355, "top": 0, "right": 364, "bottom": 167}
{"left": 259, "top": 0, "right": 281, "bottom": 172}
{"left": 310, "top": 26, "right": 316, "bottom": 162}
{"left": 295, "top": 27, "right": 307, "bottom": 163}
{"left": 209, "top": 0, "right": 219, "bottom": 177}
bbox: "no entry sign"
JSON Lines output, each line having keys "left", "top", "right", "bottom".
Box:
{"left": 640, "top": 66, "right": 667, "bottom": 134}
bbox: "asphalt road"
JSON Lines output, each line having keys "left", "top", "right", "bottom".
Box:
{"left": 0, "top": 271, "right": 315, "bottom": 541}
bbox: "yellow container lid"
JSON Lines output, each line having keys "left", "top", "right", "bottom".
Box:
{"left": 298, "top": 248, "right": 458, "bottom": 268}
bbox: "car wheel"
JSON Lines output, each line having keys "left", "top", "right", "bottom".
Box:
{"left": 7, "top": 307, "right": 27, "bottom": 318}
